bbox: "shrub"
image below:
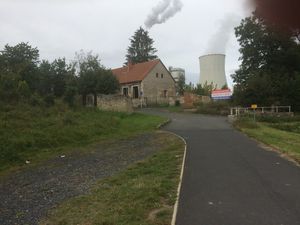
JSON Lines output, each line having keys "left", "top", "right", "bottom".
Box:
{"left": 29, "top": 93, "right": 44, "bottom": 106}
{"left": 195, "top": 101, "right": 231, "bottom": 116}
{"left": 44, "top": 94, "right": 55, "bottom": 107}
{"left": 234, "top": 117, "right": 259, "bottom": 129}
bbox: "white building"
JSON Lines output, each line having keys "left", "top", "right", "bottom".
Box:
{"left": 169, "top": 67, "right": 185, "bottom": 83}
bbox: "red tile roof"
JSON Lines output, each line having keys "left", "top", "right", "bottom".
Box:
{"left": 112, "top": 59, "right": 160, "bottom": 84}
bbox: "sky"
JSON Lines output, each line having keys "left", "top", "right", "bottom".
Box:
{"left": 0, "top": 0, "right": 251, "bottom": 86}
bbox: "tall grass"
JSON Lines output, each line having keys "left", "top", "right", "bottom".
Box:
{"left": 195, "top": 101, "right": 231, "bottom": 116}
{"left": 0, "top": 103, "right": 165, "bottom": 172}
{"left": 234, "top": 117, "right": 300, "bottom": 163}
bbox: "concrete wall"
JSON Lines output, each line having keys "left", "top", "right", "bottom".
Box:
{"left": 96, "top": 95, "right": 133, "bottom": 113}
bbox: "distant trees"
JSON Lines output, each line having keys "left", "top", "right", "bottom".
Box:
{"left": 232, "top": 15, "right": 300, "bottom": 110}
{"left": 0, "top": 43, "right": 120, "bottom": 107}
{"left": 125, "top": 27, "right": 157, "bottom": 64}
{"left": 176, "top": 74, "right": 185, "bottom": 95}
{"left": 192, "top": 82, "right": 216, "bottom": 96}
{"left": 183, "top": 81, "right": 216, "bottom": 96}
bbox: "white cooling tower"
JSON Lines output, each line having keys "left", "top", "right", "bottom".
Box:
{"left": 199, "top": 54, "right": 228, "bottom": 89}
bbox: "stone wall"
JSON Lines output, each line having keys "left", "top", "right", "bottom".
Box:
{"left": 96, "top": 95, "right": 133, "bottom": 113}
{"left": 183, "top": 92, "right": 211, "bottom": 109}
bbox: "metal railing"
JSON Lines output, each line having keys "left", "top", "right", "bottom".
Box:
{"left": 230, "top": 106, "right": 292, "bottom": 117}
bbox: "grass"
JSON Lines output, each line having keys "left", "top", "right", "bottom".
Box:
{"left": 234, "top": 117, "right": 300, "bottom": 163}
{"left": 0, "top": 103, "right": 166, "bottom": 173}
{"left": 40, "top": 134, "right": 185, "bottom": 225}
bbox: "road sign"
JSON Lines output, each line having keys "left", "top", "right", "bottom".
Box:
{"left": 251, "top": 104, "right": 258, "bottom": 109}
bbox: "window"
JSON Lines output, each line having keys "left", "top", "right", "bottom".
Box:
{"left": 123, "top": 87, "right": 129, "bottom": 96}
{"left": 163, "top": 90, "right": 168, "bottom": 98}
{"left": 161, "top": 73, "right": 164, "bottom": 78}
{"left": 156, "top": 73, "right": 159, "bottom": 78}
{"left": 133, "top": 86, "right": 139, "bottom": 99}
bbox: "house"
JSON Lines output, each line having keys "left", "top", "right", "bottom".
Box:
{"left": 112, "top": 59, "right": 176, "bottom": 106}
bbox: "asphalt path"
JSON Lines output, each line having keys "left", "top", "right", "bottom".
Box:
{"left": 141, "top": 109, "right": 300, "bottom": 225}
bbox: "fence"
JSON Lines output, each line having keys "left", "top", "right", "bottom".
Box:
{"left": 230, "top": 106, "right": 292, "bottom": 117}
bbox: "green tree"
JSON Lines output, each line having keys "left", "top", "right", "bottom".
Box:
{"left": 75, "top": 51, "right": 119, "bottom": 106}
{"left": 51, "top": 58, "right": 74, "bottom": 97}
{"left": 176, "top": 74, "right": 185, "bottom": 96}
{"left": 125, "top": 27, "right": 157, "bottom": 64}
{"left": 37, "top": 60, "right": 53, "bottom": 96}
{"left": 192, "top": 82, "right": 215, "bottom": 96}
{"left": 232, "top": 15, "right": 300, "bottom": 110}
{"left": 0, "top": 42, "right": 40, "bottom": 91}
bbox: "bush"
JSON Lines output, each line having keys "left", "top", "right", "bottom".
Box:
{"left": 175, "top": 100, "right": 180, "bottom": 106}
{"left": 234, "top": 117, "right": 259, "bottom": 129}
{"left": 29, "top": 93, "right": 44, "bottom": 106}
{"left": 195, "top": 101, "right": 231, "bottom": 116}
{"left": 44, "top": 94, "right": 55, "bottom": 107}
{"left": 257, "top": 115, "right": 300, "bottom": 123}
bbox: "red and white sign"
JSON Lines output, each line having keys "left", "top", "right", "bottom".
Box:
{"left": 211, "top": 89, "right": 233, "bottom": 100}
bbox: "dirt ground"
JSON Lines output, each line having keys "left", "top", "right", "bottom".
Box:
{"left": 0, "top": 131, "right": 170, "bottom": 225}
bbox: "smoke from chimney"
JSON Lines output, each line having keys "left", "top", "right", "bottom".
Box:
{"left": 145, "top": 0, "right": 183, "bottom": 29}
{"left": 205, "top": 14, "right": 240, "bottom": 54}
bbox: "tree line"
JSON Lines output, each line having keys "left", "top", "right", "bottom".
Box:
{"left": 0, "top": 43, "right": 120, "bottom": 107}
{"left": 232, "top": 12, "right": 300, "bottom": 111}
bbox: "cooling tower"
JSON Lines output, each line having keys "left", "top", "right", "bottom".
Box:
{"left": 199, "top": 54, "right": 228, "bottom": 89}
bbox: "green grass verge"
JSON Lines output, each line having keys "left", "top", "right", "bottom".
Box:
{"left": 40, "top": 134, "right": 184, "bottom": 225}
{"left": 234, "top": 118, "right": 300, "bottom": 163}
{"left": 0, "top": 103, "right": 166, "bottom": 172}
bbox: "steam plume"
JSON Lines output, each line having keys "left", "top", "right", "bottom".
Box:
{"left": 205, "top": 14, "right": 240, "bottom": 54}
{"left": 145, "top": 0, "right": 183, "bottom": 29}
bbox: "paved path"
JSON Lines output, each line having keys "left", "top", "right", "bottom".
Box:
{"left": 142, "top": 109, "right": 300, "bottom": 225}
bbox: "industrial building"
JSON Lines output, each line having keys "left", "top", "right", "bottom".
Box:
{"left": 199, "top": 54, "right": 228, "bottom": 89}
{"left": 169, "top": 67, "right": 185, "bottom": 83}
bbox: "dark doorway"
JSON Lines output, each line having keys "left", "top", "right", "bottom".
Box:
{"left": 133, "top": 86, "right": 139, "bottom": 99}
{"left": 123, "top": 87, "right": 129, "bottom": 96}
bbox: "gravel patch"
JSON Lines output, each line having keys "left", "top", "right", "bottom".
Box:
{"left": 0, "top": 132, "right": 167, "bottom": 225}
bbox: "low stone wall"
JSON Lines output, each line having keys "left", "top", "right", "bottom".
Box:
{"left": 183, "top": 93, "right": 211, "bottom": 109}
{"left": 144, "top": 96, "right": 178, "bottom": 106}
{"left": 96, "top": 95, "right": 133, "bottom": 113}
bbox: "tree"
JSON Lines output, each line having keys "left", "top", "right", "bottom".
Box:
{"left": 192, "top": 82, "right": 215, "bottom": 96}
{"left": 232, "top": 15, "right": 300, "bottom": 110}
{"left": 75, "top": 51, "right": 119, "bottom": 106}
{"left": 0, "top": 42, "right": 40, "bottom": 91}
{"left": 37, "top": 60, "right": 53, "bottom": 96}
{"left": 125, "top": 27, "right": 157, "bottom": 64}
{"left": 51, "top": 58, "right": 73, "bottom": 97}
{"left": 176, "top": 74, "right": 185, "bottom": 95}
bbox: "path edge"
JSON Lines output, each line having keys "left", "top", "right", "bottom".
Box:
{"left": 163, "top": 131, "right": 187, "bottom": 225}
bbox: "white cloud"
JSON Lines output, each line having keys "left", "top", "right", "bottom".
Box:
{"left": 0, "top": 0, "right": 250, "bottom": 84}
